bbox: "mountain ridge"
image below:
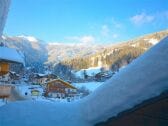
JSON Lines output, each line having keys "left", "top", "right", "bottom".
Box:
{"left": 1, "top": 29, "right": 168, "bottom": 73}
{"left": 61, "top": 29, "right": 168, "bottom": 71}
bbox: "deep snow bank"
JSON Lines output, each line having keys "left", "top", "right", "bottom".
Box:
{"left": 0, "top": 101, "right": 88, "bottom": 126}
{"left": 81, "top": 36, "right": 168, "bottom": 124}
{"left": 73, "top": 82, "right": 103, "bottom": 92}
{"left": 0, "top": 37, "right": 168, "bottom": 126}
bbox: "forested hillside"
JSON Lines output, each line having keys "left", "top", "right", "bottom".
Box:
{"left": 61, "top": 30, "right": 168, "bottom": 72}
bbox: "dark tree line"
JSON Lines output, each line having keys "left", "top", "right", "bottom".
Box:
{"left": 61, "top": 45, "right": 145, "bottom": 72}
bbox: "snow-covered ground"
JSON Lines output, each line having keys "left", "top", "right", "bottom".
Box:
{"left": 14, "top": 83, "right": 82, "bottom": 102}
{"left": 0, "top": 99, "right": 5, "bottom": 107}
{"left": 0, "top": 37, "right": 168, "bottom": 126}
{"left": 148, "top": 38, "right": 159, "bottom": 45}
{"left": 15, "top": 81, "right": 103, "bottom": 101}
{"left": 75, "top": 67, "right": 102, "bottom": 78}
{"left": 73, "top": 82, "right": 103, "bottom": 92}
{"left": 14, "top": 84, "right": 71, "bottom": 102}
{"left": 15, "top": 84, "right": 44, "bottom": 99}
{"left": 81, "top": 36, "right": 168, "bottom": 123}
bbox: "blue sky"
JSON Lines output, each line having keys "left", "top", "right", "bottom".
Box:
{"left": 4, "top": 0, "right": 168, "bottom": 44}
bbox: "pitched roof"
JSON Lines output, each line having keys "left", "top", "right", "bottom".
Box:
{"left": 47, "top": 79, "right": 77, "bottom": 89}
{"left": 0, "top": 47, "right": 24, "bottom": 64}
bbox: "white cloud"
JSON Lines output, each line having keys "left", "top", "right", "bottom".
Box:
{"left": 66, "top": 35, "right": 95, "bottom": 44}
{"left": 130, "top": 11, "right": 168, "bottom": 28}
{"left": 130, "top": 12, "right": 155, "bottom": 26}
{"left": 80, "top": 36, "right": 95, "bottom": 43}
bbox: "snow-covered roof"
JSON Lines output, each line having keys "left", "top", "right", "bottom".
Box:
{"left": 0, "top": 37, "right": 168, "bottom": 126}
{"left": 0, "top": 47, "right": 24, "bottom": 64}
{"left": 35, "top": 73, "right": 46, "bottom": 77}
{"left": 47, "top": 79, "right": 77, "bottom": 89}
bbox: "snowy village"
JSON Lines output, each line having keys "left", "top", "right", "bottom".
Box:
{"left": 0, "top": 48, "right": 102, "bottom": 104}
{"left": 0, "top": 44, "right": 115, "bottom": 105}
{"left": 0, "top": 0, "right": 168, "bottom": 126}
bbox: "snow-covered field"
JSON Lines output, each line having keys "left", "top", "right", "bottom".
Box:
{"left": 73, "top": 82, "right": 103, "bottom": 92}
{"left": 14, "top": 81, "right": 103, "bottom": 102}
{"left": 75, "top": 66, "right": 102, "bottom": 79}
{"left": 0, "top": 81, "right": 95, "bottom": 107}
{"left": 15, "top": 84, "right": 44, "bottom": 99}
{"left": 147, "top": 38, "right": 159, "bottom": 45}
{"left": 0, "top": 37, "right": 168, "bottom": 126}
{"left": 15, "top": 84, "right": 80, "bottom": 103}
{"left": 0, "top": 100, "right": 5, "bottom": 107}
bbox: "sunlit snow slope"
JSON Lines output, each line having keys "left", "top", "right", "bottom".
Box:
{"left": 82, "top": 36, "right": 168, "bottom": 124}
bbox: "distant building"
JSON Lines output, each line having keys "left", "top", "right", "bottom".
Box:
{"left": 0, "top": 71, "right": 20, "bottom": 84}
{"left": 95, "top": 71, "right": 113, "bottom": 81}
{"left": 30, "top": 73, "right": 48, "bottom": 85}
{"left": 9, "top": 71, "right": 20, "bottom": 81}
{"left": 45, "top": 79, "right": 77, "bottom": 98}
{"left": 30, "top": 73, "right": 58, "bottom": 85}
{"left": 0, "top": 47, "right": 24, "bottom": 77}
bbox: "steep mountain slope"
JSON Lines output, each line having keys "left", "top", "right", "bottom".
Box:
{"left": 47, "top": 43, "right": 105, "bottom": 65}
{"left": 62, "top": 30, "right": 168, "bottom": 71}
{"left": 1, "top": 35, "right": 105, "bottom": 69}
{"left": 2, "top": 35, "right": 48, "bottom": 72}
